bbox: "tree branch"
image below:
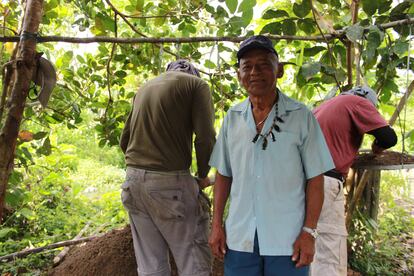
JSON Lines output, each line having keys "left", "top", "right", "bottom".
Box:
{"left": 0, "top": 17, "right": 411, "bottom": 44}
{"left": 0, "top": 236, "right": 98, "bottom": 262}
{"left": 389, "top": 79, "right": 414, "bottom": 126}
{"left": 310, "top": 0, "right": 342, "bottom": 91}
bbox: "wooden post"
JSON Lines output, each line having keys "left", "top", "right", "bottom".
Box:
{"left": 0, "top": 0, "right": 44, "bottom": 222}
{"left": 346, "top": 169, "right": 371, "bottom": 229}
{"left": 369, "top": 170, "right": 381, "bottom": 222}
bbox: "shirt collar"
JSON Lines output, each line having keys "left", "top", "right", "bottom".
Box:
{"left": 231, "top": 89, "right": 301, "bottom": 116}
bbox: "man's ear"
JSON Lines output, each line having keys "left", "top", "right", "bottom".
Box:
{"left": 237, "top": 69, "right": 241, "bottom": 82}
{"left": 276, "top": 63, "right": 284, "bottom": 78}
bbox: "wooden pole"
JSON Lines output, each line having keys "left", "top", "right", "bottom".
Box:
{"left": 0, "top": 0, "right": 44, "bottom": 222}
{"left": 389, "top": 79, "right": 414, "bottom": 126}
{"left": 346, "top": 169, "right": 371, "bottom": 229}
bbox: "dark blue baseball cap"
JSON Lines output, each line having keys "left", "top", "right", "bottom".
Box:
{"left": 237, "top": 35, "right": 278, "bottom": 63}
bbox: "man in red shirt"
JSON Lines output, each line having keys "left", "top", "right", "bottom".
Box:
{"left": 311, "top": 86, "right": 397, "bottom": 275}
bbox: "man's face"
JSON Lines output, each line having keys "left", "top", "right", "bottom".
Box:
{"left": 237, "top": 49, "right": 280, "bottom": 97}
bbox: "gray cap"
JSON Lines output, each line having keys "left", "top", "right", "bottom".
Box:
{"left": 166, "top": 59, "right": 200, "bottom": 77}
{"left": 237, "top": 35, "right": 278, "bottom": 63}
{"left": 341, "top": 86, "right": 378, "bottom": 106}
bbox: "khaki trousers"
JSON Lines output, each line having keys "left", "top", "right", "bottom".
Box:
{"left": 121, "top": 167, "right": 211, "bottom": 276}
{"left": 311, "top": 175, "right": 347, "bottom": 276}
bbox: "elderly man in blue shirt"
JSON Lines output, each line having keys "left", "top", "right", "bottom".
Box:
{"left": 208, "top": 35, "right": 334, "bottom": 275}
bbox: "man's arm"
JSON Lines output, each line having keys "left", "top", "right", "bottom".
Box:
{"left": 119, "top": 111, "right": 132, "bottom": 154}
{"left": 192, "top": 83, "right": 216, "bottom": 178}
{"left": 292, "top": 174, "right": 324, "bottom": 267}
{"left": 368, "top": 126, "right": 398, "bottom": 154}
{"left": 208, "top": 172, "right": 232, "bottom": 259}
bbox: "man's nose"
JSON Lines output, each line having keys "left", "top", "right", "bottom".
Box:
{"left": 250, "top": 64, "right": 261, "bottom": 74}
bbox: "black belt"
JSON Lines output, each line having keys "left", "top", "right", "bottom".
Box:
{"left": 324, "top": 169, "right": 344, "bottom": 182}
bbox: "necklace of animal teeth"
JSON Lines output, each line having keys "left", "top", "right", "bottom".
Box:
{"left": 252, "top": 98, "right": 284, "bottom": 150}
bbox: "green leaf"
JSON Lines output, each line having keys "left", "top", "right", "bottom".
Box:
{"left": 293, "top": 0, "right": 311, "bottom": 18}
{"left": 297, "top": 18, "right": 316, "bottom": 34}
{"left": 204, "top": 60, "right": 216, "bottom": 69}
{"left": 184, "top": 24, "right": 197, "bottom": 34}
{"left": 95, "top": 13, "right": 116, "bottom": 33}
{"left": 9, "top": 171, "right": 23, "bottom": 185}
{"left": 262, "top": 9, "right": 289, "bottom": 19}
{"left": 136, "top": 0, "right": 145, "bottom": 12}
{"left": 261, "top": 22, "right": 282, "bottom": 34}
{"left": 361, "top": 0, "right": 377, "bottom": 16}
{"left": 390, "top": 1, "right": 412, "bottom": 17}
{"left": 238, "top": 0, "right": 256, "bottom": 13}
{"left": 115, "top": 70, "right": 127, "bottom": 79}
{"left": 76, "top": 55, "right": 86, "bottom": 63}
{"left": 21, "top": 147, "right": 34, "bottom": 163}
{"left": 242, "top": 9, "right": 254, "bottom": 26}
{"left": 42, "top": 137, "right": 52, "bottom": 156}
{"left": 33, "top": 131, "right": 49, "bottom": 140}
{"left": 0, "top": 227, "right": 16, "bottom": 238}
{"left": 282, "top": 19, "right": 296, "bottom": 36}
{"left": 226, "top": 0, "right": 238, "bottom": 14}
{"left": 20, "top": 208, "right": 35, "bottom": 220}
{"left": 303, "top": 46, "right": 326, "bottom": 57}
{"left": 301, "top": 62, "right": 321, "bottom": 79}
{"left": 393, "top": 40, "right": 409, "bottom": 56}
{"left": 377, "top": 0, "right": 392, "bottom": 14}
{"left": 345, "top": 25, "right": 364, "bottom": 43}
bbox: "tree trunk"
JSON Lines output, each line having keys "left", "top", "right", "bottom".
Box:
{"left": 0, "top": 0, "right": 44, "bottom": 222}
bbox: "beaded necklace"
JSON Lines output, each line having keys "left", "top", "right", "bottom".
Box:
{"left": 252, "top": 96, "right": 284, "bottom": 150}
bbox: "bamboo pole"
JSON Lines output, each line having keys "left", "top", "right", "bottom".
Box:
{"left": 0, "top": 0, "right": 44, "bottom": 222}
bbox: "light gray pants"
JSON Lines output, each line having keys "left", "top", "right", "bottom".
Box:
{"left": 311, "top": 175, "right": 347, "bottom": 276}
{"left": 121, "top": 167, "right": 211, "bottom": 276}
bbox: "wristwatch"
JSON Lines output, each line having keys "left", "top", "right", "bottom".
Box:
{"left": 302, "top": 226, "right": 319, "bottom": 239}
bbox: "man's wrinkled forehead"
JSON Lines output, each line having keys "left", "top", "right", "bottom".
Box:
{"left": 238, "top": 49, "right": 278, "bottom": 65}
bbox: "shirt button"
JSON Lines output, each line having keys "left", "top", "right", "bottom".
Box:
{"left": 257, "top": 175, "right": 260, "bottom": 178}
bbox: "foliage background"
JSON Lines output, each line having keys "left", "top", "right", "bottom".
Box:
{"left": 0, "top": 0, "right": 414, "bottom": 274}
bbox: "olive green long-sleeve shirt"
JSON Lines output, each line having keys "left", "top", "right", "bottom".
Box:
{"left": 120, "top": 71, "right": 215, "bottom": 178}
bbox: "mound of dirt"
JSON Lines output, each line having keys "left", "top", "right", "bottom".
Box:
{"left": 50, "top": 226, "right": 137, "bottom": 276}
{"left": 49, "top": 226, "right": 224, "bottom": 276}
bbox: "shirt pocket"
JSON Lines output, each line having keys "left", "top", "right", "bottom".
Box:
{"left": 148, "top": 188, "right": 186, "bottom": 220}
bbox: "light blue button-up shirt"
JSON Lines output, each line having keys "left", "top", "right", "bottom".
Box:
{"left": 209, "top": 91, "right": 334, "bottom": 256}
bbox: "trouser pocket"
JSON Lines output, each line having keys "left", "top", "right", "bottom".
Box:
{"left": 192, "top": 210, "right": 211, "bottom": 273}
{"left": 315, "top": 232, "right": 347, "bottom": 265}
{"left": 121, "top": 180, "right": 136, "bottom": 212}
{"left": 148, "top": 188, "right": 186, "bottom": 220}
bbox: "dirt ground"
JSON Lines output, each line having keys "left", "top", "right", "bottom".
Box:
{"left": 50, "top": 226, "right": 360, "bottom": 276}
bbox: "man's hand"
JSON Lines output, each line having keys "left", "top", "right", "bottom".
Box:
{"left": 371, "top": 140, "right": 385, "bottom": 155}
{"left": 292, "top": 231, "right": 315, "bottom": 268}
{"left": 196, "top": 177, "right": 211, "bottom": 190}
{"left": 208, "top": 224, "right": 226, "bottom": 259}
